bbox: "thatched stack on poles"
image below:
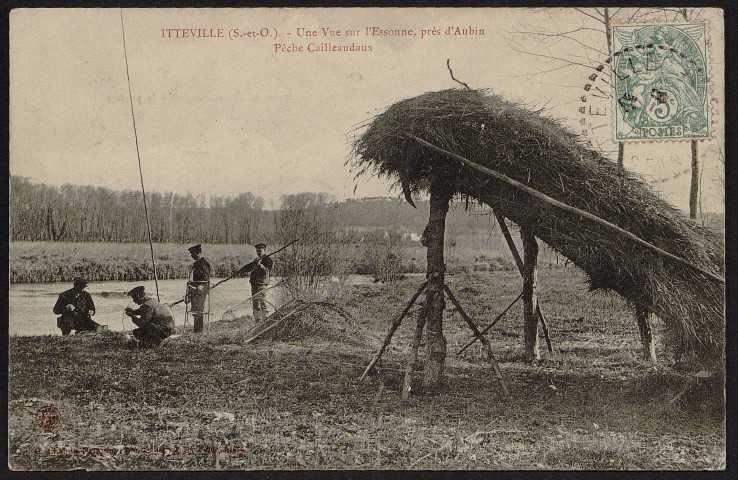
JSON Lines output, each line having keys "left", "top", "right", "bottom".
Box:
{"left": 351, "top": 88, "right": 724, "bottom": 362}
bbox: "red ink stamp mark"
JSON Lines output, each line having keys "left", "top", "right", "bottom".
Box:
{"left": 37, "top": 405, "right": 61, "bottom": 432}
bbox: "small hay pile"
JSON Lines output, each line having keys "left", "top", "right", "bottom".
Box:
{"left": 245, "top": 300, "right": 357, "bottom": 343}
{"left": 351, "top": 88, "right": 724, "bottom": 362}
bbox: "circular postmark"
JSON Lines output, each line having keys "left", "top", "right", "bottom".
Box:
{"left": 575, "top": 60, "right": 616, "bottom": 157}
{"left": 37, "top": 405, "right": 61, "bottom": 432}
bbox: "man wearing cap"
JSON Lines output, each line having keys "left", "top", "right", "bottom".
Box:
{"left": 187, "top": 244, "right": 211, "bottom": 333}
{"left": 53, "top": 277, "right": 99, "bottom": 335}
{"left": 125, "top": 286, "right": 175, "bottom": 347}
{"left": 247, "top": 243, "right": 273, "bottom": 323}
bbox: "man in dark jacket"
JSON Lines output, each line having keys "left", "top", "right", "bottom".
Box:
{"left": 125, "top": 286, "right": 175, "bottom": 347}
{"left": 53, "top": 277, "right": 99, "bottom": 335}
{"left": 248, "top": 243, "right": 273, "bottom": 323}
{"left": 186, "top": 244, "right": 211, "bottom": 333}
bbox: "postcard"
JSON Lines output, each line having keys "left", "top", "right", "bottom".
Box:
{"left": 9, "top": 7, "right": 725, "bottom": 471}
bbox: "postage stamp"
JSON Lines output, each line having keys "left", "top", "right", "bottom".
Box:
{"left": 611, "top": 23, "right": 710, "bottom": 141}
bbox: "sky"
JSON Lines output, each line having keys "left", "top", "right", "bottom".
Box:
{"left": 10, "top": 8, "right": 725, "bottom": 213}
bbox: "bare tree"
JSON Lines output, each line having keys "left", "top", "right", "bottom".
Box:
{"left": 508, "top": 8, "right": 623, "bottom": 164}
{"left": 682, "top": 8, "right": 700, "bottom": 220}
{"left": 275, "top": 192, "right": 353, "bottom": 299}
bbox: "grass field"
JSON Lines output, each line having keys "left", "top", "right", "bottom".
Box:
{"left": 8, "top": 270, "right": 725, "bottom": 470}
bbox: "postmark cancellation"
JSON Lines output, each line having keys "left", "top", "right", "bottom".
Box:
{"left": 611, "top": 23, "right": 710, "bottom": 142}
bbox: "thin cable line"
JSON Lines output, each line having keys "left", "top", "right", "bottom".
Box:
{"left": 120, "top": 9, "right": 160, "bottom": 301}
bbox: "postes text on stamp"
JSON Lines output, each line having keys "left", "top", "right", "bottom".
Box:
{"left": 611, "top": 23, "right": 709, "bottom": 141}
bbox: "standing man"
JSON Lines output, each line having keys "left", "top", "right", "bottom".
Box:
{"left": 53, "top": 277, "right": 99, "bottom": 335}
{"left": 187, "top": 244, "right": 211, "bottom": 333}
{"left": 248, "top": 243, "right": 273, "bottom": 323}
{"left": 125, "top": 286, "right": 175, "bottom": 347}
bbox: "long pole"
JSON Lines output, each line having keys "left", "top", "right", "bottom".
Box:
{"left": 409, "top": 135, "right": 725, "bottom": 285}
{"left": 120, "top": 10, "right": 160, "bottom": 300}
{"left": 212, "top": 240, "right": 299, "bottom": 289}
{"left": 167, "top": 240, "right": 299, "bottom": 307}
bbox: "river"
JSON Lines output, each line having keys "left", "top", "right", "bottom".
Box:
{"left": 9, "top": 276, "right": 374, "bottom": 337}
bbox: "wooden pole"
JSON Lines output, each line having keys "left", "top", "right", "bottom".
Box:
{"left": 536, "top": 301, "right": 554, "bottom": 354}
{"left": 497, "top": 211, "right": 554, "bottom": 356}
{"left": 242, "top": 302, "right": 302, "bottom": 344}
{"left": 444, "top": 285, "right": 509, "bottom": 395}
{"left": 521, "top": 227, "right": 541, "bottom": 362}
{"left": 494, "top": 212, "right": 553, "bottom": 354}
{"left": 458, "top": 292, "right": 523, "bottom": 354}
{"left": 120, "top": 10, "right": 160, "bottom": 301}
{"left": 494, "top": 211, "right": 523, "bottom": 275}
{"left": 443, "top": 285, "right": 490, "bottom": 353}
{"left": 422, "top": 182, "right": 452, "bottom": 391}
{"left": 408, "top": 135, "right": 725, "bottom": 285}
{"left": 360, "top": 282, "right": 427, "bottom": 381}
{"left": 635, "top": 305, "right": 657, "bottom": 364}
{"left": 402, "top": 293, "right": 432, "bottom": 400}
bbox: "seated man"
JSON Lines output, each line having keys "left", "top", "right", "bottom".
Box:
{"left": 124, "top": 286, "right": 175, "bottom": 347}
{"left": 53, "top": 277, "right": 99, "bottom": 335}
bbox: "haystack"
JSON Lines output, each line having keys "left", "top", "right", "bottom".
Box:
{"left": 351, "top": 89, "right": 724, "bottom": 361}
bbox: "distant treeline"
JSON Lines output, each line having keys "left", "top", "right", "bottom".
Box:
{"left": 10, "top": 176, "right": 265, "bottom": 243}
{"left": 10, "top": 176, "right": 500, "bottom": 244}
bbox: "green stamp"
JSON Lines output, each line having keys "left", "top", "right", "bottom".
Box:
{"left": 611, "top": 23, "right": 709, "bottom": 141}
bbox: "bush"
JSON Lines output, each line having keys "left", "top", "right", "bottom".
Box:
{"left": 357, "top": 232, "right": 404, "bottom": 287}
{"left": 275, "top": 193, "right": 356, "bottom": 300}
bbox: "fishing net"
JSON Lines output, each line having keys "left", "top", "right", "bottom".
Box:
{"left": 242, "top": 300, "right": 357, "bottom": 343}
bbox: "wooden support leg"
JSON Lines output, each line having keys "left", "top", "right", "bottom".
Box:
{"left": 494, "top": 212, "right": 523, "bottom": 275}
{"left": 536, "top": 301, "right": 554, "bottom": 355}
{"left": 521, "top": 227, "right": 540, "bottom": 362}
{"left": 635, "top": 305, "right": 657, "bottom": 364}
{"left": 360, "top": 282, "right": 427, "bottom": 381}
{"left": 421, "top": 183, "right": 452, "bottom": 391}
{"left": 496, "top": 212, "right": 554, "bottom": 357}
{"left": 444, "top": 285, "right": 509, "bottom": 395}
{"left": 402, "top": 293, "right": 431, "bottom": 400}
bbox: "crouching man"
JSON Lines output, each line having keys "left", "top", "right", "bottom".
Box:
{"left": 53, "top": 277, "right": 99, "bottom": 335}
{"left": 124, "top": 286, "right": 175, "bottom": 347}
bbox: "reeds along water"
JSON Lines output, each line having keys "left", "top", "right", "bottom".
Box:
{"left": 8, "top": 245, "right": 416, "bottom": 284}
{"left": 9, "top": 259, "right": 248, "bottom": 284}
{"left": 8, "top": 238, "right": 611, "bottom": 286}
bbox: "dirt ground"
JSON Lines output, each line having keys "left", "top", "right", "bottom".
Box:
{"left": 8, "top": 269, "right": 725, "bottom": 470}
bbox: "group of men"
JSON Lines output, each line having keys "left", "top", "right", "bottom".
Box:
{"left": 53, "top": 243, "right": 273, "bottom": 347}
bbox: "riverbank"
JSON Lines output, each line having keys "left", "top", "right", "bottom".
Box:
{"left": 9, "top": 241, "right": 528, "bottom": 284}
{"left": 8, "top": 271, "right": 725, "bottom": 470}
{"left": 9, "top": 242, "right": 266, "bottom": 284}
